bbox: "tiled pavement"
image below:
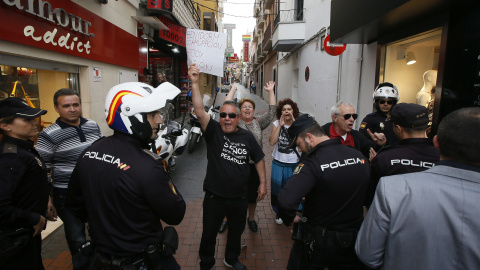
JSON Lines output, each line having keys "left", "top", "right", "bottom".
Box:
{"left": 42, "top": 88, "right": 296, "bottom": 269}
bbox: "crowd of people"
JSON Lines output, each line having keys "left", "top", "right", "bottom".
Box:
{"left": 0, "top": 63, "right": 479, "bottom": 270}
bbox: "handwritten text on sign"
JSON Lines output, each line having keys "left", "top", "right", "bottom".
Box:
{"left": 186, "top": 29, "right": 227, "bottom": 77}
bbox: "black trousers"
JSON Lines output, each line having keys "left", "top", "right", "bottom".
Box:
{"left": 199, "top": 192, "right": 248, "bottom": 270}
{"left": 287, "top": 230, "right": 363, "bottom": 270}
{"left": 3, "top": 235, "right": 44, "bottom": 270}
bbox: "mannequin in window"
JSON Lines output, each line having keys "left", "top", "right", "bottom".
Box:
{"left": 416, "top": 70, "right": 437, "bottom": 107}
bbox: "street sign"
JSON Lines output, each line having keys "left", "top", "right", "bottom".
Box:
{"left": 323, "top": 34, "right": 347, "bottom": 56}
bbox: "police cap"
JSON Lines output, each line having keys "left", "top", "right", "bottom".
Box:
{"left": 388, "top": 103, "right": 428, "bottom": 128}
{"left": 0, "top": 97, "right": 47, "bottom": 119}
{"left": 287, "top": 114, "right": 317, "bottom": 148}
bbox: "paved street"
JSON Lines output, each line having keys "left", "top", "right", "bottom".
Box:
{"left": 42, "top": 84, "right": 295, "bottom": 269}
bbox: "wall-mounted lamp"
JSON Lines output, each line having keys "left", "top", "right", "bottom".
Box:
{"left": 406, "top": 51, "right": 416, "bottom": 65}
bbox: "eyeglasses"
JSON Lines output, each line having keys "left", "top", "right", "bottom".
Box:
{"left": 337, "top": 113, "right": 358, "bottom": 120}
{"left": 379, "top": 100, "right": 394, "bottom": 105}
{"left": 219, "top": 112, "right": 238, "bottom": 118}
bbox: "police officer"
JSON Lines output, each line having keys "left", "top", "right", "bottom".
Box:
{"left": 66, "top": 82, "right": 186, "bottom": 270}
{"left": 365, "top": 103, "right": 440, "bottom": 208}
{"left": 359, "top": 82, "right": 400, "bottom": 147}
{"left": 278, "top": 114, "right": 370, "bottom": 270}
{"left": 0, "top": 97, "right": 51, "bottom": 270}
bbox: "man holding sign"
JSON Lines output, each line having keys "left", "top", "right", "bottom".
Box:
{"left": 188, "top": 64, "right": 267, "bottom": 270}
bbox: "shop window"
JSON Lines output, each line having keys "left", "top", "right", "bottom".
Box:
{"left": 381, "top": 28, "right": 442, "bottom": 132}
{"left": 0, "top": 65, "right": 79, "bottom": 128}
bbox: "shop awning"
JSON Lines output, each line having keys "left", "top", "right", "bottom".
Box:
{"left": 329, "top": 0, "right": 474, "bottom": 44}
{"left": 132, "top": 16, "right": 169, "bottom": 30}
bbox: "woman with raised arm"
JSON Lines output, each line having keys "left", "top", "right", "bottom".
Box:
{"left": 219, "top": 81, "right": 277, "bottom": 233}
{"left": 269, "top": 98, "right": 301, "bottom": 225}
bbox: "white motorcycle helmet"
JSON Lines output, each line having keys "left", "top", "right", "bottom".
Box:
{"left": 373, "top": 82, "right": 399, "bottom": 111}
{"left": 105, "top": 82, "right": 180, "bottom": 140}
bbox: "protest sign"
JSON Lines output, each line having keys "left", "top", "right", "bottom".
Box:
{"left": 186, "top": 29, "right": 227, "bottom": 77}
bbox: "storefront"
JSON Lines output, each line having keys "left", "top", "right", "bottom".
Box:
{"left": 0, "top": 0, "right": 139, "bottom": 134}
{"left": 330, "top": 0, "right": 480, "bottom": 135}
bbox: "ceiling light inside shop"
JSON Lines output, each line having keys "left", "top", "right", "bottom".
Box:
{"left": 172, "top": 48, "right": 179, "bottom": 53}
{"left": 167, "top": 44, "right": 173, "bottom": 47}
{"left": 406, "top": 51, "right": 416, "bottom": 65}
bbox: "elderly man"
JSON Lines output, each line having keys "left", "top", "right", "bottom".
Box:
{"left": 188, "top": 64, "right": 267, "bottom": 270}
{"left": 365, "top": 103, "right": 440, "bottom": 208}
{"left": 278, "top": 114, "right": 370, "bottom": 269}
{"left": 322, "top": 101, "right": 385, "bottom": 158}
{"left": 356, "top": 107, "right": 480, "bottom": 270}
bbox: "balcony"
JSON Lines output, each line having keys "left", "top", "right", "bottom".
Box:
{"left": 258, "top": 20, "right": 265, "bottom": 31}
{"left": 264, "top": 0, "right": 274, "bottom": 9}
{"left": 272, "top": 9, "right": 305, "bottom": 52}
{"left": 263, "top": 23, "right": 272, "bottom": 53}
{"left": 257, "top": 43, "right": 264, "bottom": 61}
{"left": 253, "top": 29, "right": 259, "bottom": 42}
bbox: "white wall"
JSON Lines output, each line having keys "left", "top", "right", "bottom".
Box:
{"left": 276, "top": 0, "right": 368, "bottom": 125}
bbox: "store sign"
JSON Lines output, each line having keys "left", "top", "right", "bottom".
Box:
{"left": 0, "top": 0, "right": 138, "bottom": 69}
{"left": 323, "top": 34, "right": 347, "bottom": 56}
{"left": 93, "top": 67, "right": 102, "bottom": 82}
{"left": 147, "top": 0, "right": 172, "bottom": 12}
{"left": 243, "top": 41, "right": 249, "bottom": 62}
{"left": 158, "top": 16, "right": 186, "bottom": 47}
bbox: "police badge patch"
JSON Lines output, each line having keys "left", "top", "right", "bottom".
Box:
{"left": 360, "top": 122, "right": 367, "bottom": 129}
{"left": 293, "top": 164, "right": 304, "bottom": 175}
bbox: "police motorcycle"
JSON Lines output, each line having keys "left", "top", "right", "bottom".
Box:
{"left": 152, "top": 102, "right": 189, "bottom": 173}
{"left": 186, "top": 87, "right": 220, "bottom": 153}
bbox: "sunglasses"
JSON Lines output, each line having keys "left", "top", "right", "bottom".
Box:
{"left": 337, "top": 113, "right": 358, "bottom": 120}
{"left": 219, "top": 112, "right": 238, "bottom": 118}
{"left": 379, "top": 100, "right": 394, "bottom": 105}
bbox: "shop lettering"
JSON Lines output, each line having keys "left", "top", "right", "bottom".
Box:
{"left": 3, "top": 0, "right": 93, "bottom": 36}
{"left": 391, "top": 159, "right": 434, "bottom": 168}
{"left": 320, "top": 158, "right": 365, "bottom": 171}
{"left": 24, "top": 25, "right": 91, "bottom": 54}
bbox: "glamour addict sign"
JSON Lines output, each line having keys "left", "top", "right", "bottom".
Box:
{"left": 0, "top": 0, "right": 138, "bottom": 69}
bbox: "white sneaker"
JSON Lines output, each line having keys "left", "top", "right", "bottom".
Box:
{"left": 275, "top": 216, "right": 283, "bottom": 225}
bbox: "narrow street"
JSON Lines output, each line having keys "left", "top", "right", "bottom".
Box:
{"left": 42, "top": 84, "right": 295, "bottom": 269}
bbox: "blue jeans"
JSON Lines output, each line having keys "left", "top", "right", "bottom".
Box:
{"left": 53, "top": 187, "right": 87, "bottom": 269}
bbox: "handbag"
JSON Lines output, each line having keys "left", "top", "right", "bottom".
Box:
{"left": 10, "top": 81, "right": 35, "bottom": 108}
{"left": 0, "top": 227, "right": 34, "bottom": 264}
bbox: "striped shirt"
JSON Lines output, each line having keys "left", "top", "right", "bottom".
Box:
{"left": 36, "top": 117, "right": 103, "bottom": 189}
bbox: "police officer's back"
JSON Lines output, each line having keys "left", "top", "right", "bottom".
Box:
{"left": 278, "top": 114, "right": 370, "bottom": 270}
{"left": 365, "top": 103, "right": 440, "bottom": 208}
{"left": 66, "top": 82, "right": 186, "bottom": 269}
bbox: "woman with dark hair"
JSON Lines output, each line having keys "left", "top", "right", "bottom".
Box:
{"left": 269, "top": 98, "right": 301, "bottom": 224}
{"left": 0, "top": 97, "right": 54, "bottom": 269}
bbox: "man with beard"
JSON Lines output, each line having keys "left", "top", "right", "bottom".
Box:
{"left": 278, "top": 114, "right": 370, "bottom": 269}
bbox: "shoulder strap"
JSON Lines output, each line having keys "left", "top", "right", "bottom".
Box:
{"left": 1, "top": 143, "right": 18, "bottom": 154}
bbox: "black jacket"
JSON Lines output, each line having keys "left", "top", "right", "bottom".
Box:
{"left": 359, "top": 111, "right": 399, "bottom": 147}
{"left": 365, "top": 138, "right": 440, "bottom": 208}
{"left": 66, "top": 132, "right": 186, "bottom": 256}
{"left": 0, "top": 136, "right": 49, "bottom": 231}
{"left": 321, "top": 122, "right": 378, "bottom": 159}
{"left": 278, "top": 138, "right": 370, "bottom": 230}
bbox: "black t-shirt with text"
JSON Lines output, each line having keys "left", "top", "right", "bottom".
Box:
{"left": 203, "top": 118, "right": 265, "bottom": 198}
